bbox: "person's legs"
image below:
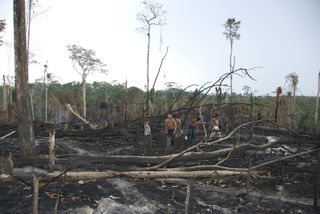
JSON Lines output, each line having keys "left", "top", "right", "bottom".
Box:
{"left": 149, "top": 134, "right": 152, "bottom": 147}
{"left": 171, "top": 135, "right": 175, "bottom": 146}
{"left": 167, "top": 129, "right": 175, "bottom": 152}
{"left": 191, "top": 126, "right": 195, "bottom": 140}
{"left": 166, "top": 135, "right": 172, "bottom": 153}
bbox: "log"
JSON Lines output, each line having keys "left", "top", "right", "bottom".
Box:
{"left": 13, "top": 169, "right": 247, "bottom": 181}
{"left": 65, "top": 104, "right": 96, "bottom": 129}
{"left": 0, "top": 131, "right": 16, "bottom": 140}
{"left": 148, "top": 119, "right": 272, "bottom": 170}
{"left": 69, "top": 139, "right": 282, "bottom": 165}
{"left": 30, "top": 140, "right": 282, "bottom": 168}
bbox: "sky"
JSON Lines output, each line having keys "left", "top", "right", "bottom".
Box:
{"left": 0, "top": 0, "right": 319, "bottom": 96}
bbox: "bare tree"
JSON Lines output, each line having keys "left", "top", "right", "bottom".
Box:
{"left": 13, "top": 0, "right": 37, "bottom": 159}
{"left": 67, "top": 45, "right": 107, "bottom": 118}
{"left": 315, "top": 71, "right": 320, "bottom": 134}
{"left": 43, "top": 64, "right": 54, "bottom": 122}
{"left": 286, "top": 72, "right": 299, "bottom": 128}
{"left": 223, "top": 18, "right": 241, "bottom": 103}
{"left": 2, "top": 75, "right": 7, "bottom": 113}
{"left": 137, "top": 0, "right": 167, "bottom": 116}
{"left": 275, "top": 86, "right": 282, "bottom": 123}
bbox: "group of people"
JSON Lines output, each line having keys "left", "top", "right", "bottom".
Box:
{"left": 143, "top": 113, "right": 222, "bottom": 152}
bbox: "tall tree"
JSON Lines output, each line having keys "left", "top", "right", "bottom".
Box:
{"left": 13, "top": 0, "right": 37, "bottom": 159}
{"left": 223, "top": 18, "right": 241, "bottom": 103}
{"left": 275, "top": 86, "right": 282, "bottom": 123}
{"left": 0, "top": 19, "right": 6, "bottom": 45}
{"left": 1, "top": 19, "right": 7, "bottom": 116}
{"left": 43, "top": 64, "right": 54, "bottom": 122}
{"left": 315, "top": 71, "right": 320, "bottom": 134}
{"left": 137, "top": 0, "right": 167, "bottom": 116}
{"left": 67, "top": 45, "right": 107, "bottom": 118}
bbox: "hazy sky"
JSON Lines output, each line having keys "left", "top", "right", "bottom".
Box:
{"left": 0, "top": 0, "right": 319, "bottom": 96}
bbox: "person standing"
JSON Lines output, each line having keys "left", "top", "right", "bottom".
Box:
{"left": 144, "top": 120, "right": 152, "bottom": 148}
{"left": 186, "top": 116, "right": 203, "bottom": 143}
{"left": 165, "top": 113, "right": 177, "bottom": 152}
{"left": 174, "top": 114, "right": 183, "bottom": 137}
{"left": 186, "top": 115, "right": 196, "bottom": 141}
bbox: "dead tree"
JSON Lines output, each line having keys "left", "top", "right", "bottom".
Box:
{"left": 275, "top": 87, "right": 282, "bottom": 123}
{"left": 286, "top": 72, "right": 299, "bottom": 129}
{"left": 48, "top": 129, "right": 55, "bottom": 170}
{"left": 137, "top": 0, "right": 167, "bottom": 116}
{"left": 13, "top": 0, "right": 37, "bottom": 159}
{"left": 223, "top": 18, "right": 241, "bottom": 103}
{"left": 65, "top": 104, "right": 97, "bottom": 129}
{"left": 315, "top": 71, "right": 320, "bottom": 134}
{"left": 32, "top": 174, "right": 39, "bottom": 214}
{"left": 185, "top": 180, "right": 192, "bottom": 214}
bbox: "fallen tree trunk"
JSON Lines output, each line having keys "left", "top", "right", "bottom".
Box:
{"left": 0, "top": 131, "right": 16, "bottom": 140}
{"left": 65, "top": 104, "right": 96, "bottom": 129}
{"left": 33, "top": 139, "right": 281, "bottom": 166}
{"left": 12, "top": 169, "right": 247, "bottom": 181}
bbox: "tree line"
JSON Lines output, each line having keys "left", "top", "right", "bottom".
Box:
{"left": 0, "top": 81, "right": 317, "bottom": 131}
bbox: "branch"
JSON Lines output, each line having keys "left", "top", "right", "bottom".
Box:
{"left": 151, "top": 46, "right": 169, "bottom": 90}
{"left": 251, "top": 148, "right": 320, "bottom": 170}
{"left": 145, "top": 119, "right": 269, "bottom": 170}
{"left": 0, "top": 131, "right": 16, "bottom": 140}
{"left": 65, "top": 104, "right": 96, "bottom": 129}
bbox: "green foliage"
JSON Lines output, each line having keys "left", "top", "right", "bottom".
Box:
{"left": 295, "top": 95, "right": 316, "bottom": 130}
{"left": 0, "top": 79, "right": 317, "bottom": 132}
{"left": 223, "top": 18, "right": 241, "bottom": 41}
{"left": 66, "top": 45, "right": 107, "bottom": 79}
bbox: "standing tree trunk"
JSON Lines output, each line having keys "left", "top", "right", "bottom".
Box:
{"left": 2, "top": 75, "right": 6, "bottom": 110}
{"left": 45, "top": 86, "right": 48, "bottom": 122}
{"left": 315, "top": 72, "right": 320, "bottom": 134}
{"left": 48, "top": 129, "right": 55, "bottom": 170}
{"left": 275, "top": 87, "right": 282, "bottom": 123}
{"left": 13, "top": 0, "right": 37, "bottom": 159}
{"left": 29, "top": 87, "right": 35, "bottom": 120}
{"left": 82, "top": 79, "right": 86, "bottom": 118}
{"left": 145, "top": 26, "right": 151, "bottom": 116}
{"left": 124, "top": 79, "right": 128, "bottom": 121}
{"left": 2, "top": 75, "right": 7, "bottom": 120}
{"left": 229, "top": 40, "right": 233, "bottom": 103}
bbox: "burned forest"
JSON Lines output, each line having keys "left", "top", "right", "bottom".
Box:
{"left": 1, "top": 0, "right": 320, "bottom": 214}
{"left": 1, "top": 72, "right": 320, "bottom": 213}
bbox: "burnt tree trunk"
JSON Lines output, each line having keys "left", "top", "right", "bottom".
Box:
{"left": 32, "top": 174, "right": 39, "bottom": 214}
{"left": 13, "top": 0, "right": 37, "bottom": 159}
{"left": 275, "top": 87, "right": 282, "bottom": 123}
{"left": 48, "top": 129, "right": 55, "bottom": 170}
{"left": 145, "top": 25, "right": 151, "bottom": 116}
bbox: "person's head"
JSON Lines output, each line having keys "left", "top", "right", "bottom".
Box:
{"left": 167, "top": 113, "right": 173, "bottom": 118}
{"left": 144, "top": 120, "right": 149, "bottom": 124}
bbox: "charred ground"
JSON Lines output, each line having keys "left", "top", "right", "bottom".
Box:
{"left": 0, "top": 119, "right": 319, "bottom": 214}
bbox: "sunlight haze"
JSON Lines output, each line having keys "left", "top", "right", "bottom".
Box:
{"left": 0, "top": 0, "right": 319, "bottom": 96}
